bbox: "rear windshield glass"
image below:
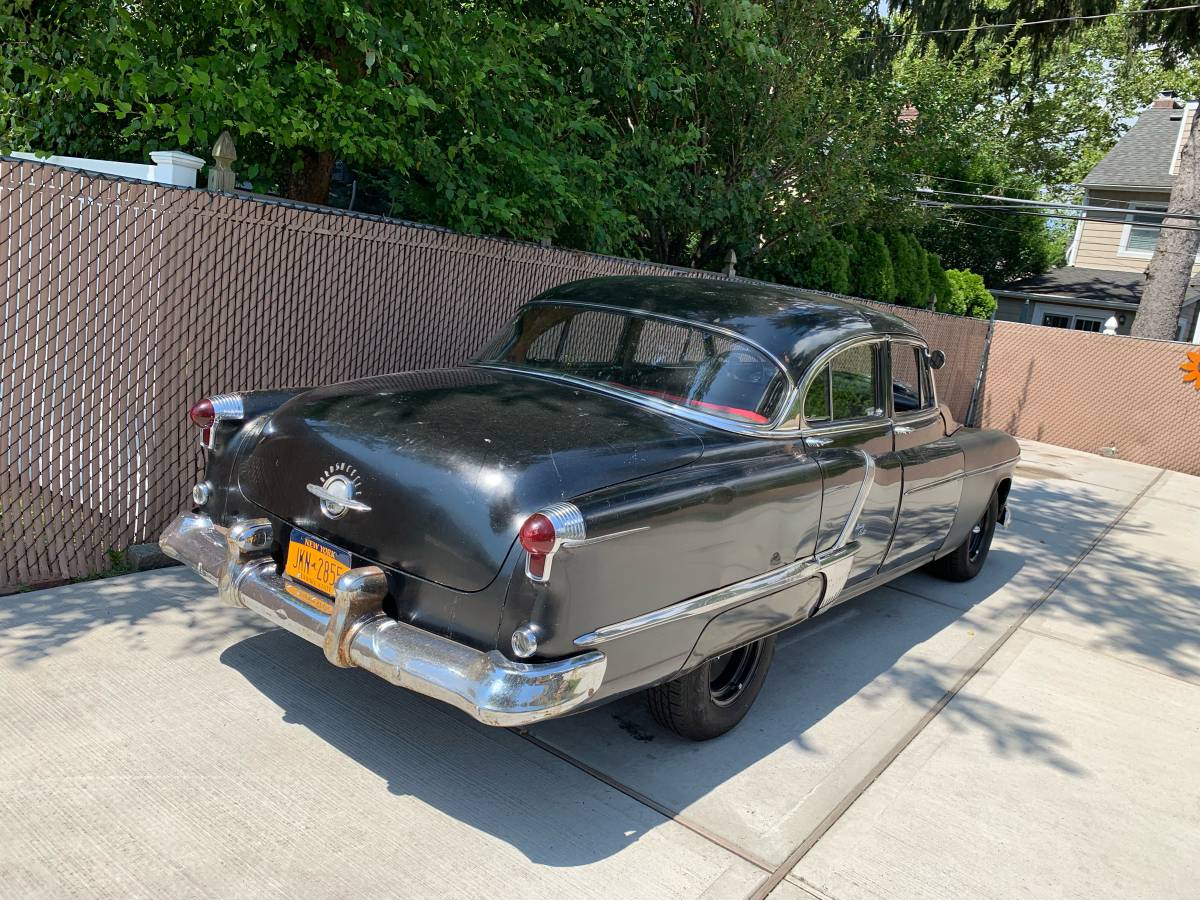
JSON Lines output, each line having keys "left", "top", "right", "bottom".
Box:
{"left": 478, "top": 304, "right": 788, "bottom": 425}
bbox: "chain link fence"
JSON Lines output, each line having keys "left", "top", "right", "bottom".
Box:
{"left": 0, "top": 159, "right": 988, "bottom": 589}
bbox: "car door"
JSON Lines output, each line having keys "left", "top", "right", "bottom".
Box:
{"left": 800, "top": 338, "right": 902, "bottom": 589}
{"left": 880, "top": 339, "right": 965, "bottom": 573}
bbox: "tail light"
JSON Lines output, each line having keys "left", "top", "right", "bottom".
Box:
{"left": 188, "top": 394, "right": 245, "bottom": 448}
{"left": 518, "top": 503, "right": 585, "bottom": 582}
{"left": 519, "top": 514, "right": 557, "bottom": 579}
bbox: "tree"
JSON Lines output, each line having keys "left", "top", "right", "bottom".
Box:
{"left": 888, "top": 1, "right": 1200, "bottom": 337}
{"left": 1133, "top": 108, "right": 1200, "bottom": 339}
{"left": 0, "top": 0, "right": 638, "bottom": 242}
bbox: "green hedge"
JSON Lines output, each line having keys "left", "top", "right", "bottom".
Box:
{"left": 773, "top": 228, "right": 989, "bottom": 319}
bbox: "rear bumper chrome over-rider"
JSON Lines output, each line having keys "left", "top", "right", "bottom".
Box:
{"left": 160, "top": 512, "right": 607, "bottom": 727}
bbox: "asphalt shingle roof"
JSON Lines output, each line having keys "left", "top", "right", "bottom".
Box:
{"left": 1082, "top": 107, "right": 1186, "bottom": 189}
{"left": 997, "top": 266, "right": 1200, "bottom": 307}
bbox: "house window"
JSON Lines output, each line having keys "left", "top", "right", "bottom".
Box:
{"left": 1120, "top": 203, "right": 1166, "bottom": 256}
{"left": 1037, "top": 305, "right": 1110, "bottom": 332}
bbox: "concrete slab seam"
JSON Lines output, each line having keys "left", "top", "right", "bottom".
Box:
{"left": 517, "top": 731, "right": 776, "bottom": 876}
{"left": 742, "top": 467, "right": 1168, "bottom": 900}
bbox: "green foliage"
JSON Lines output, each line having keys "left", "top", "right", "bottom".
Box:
{"left": 886, "top": 230, "right": 931, "bottom": 307}
{"left": 926, "top": 252, "right": 955, "bottom": 313}
{"left": 848, "top": 229, "right": 897, "bottom": 303}
{"left": 757, "top": 233, "right": 852, "bottom": 294}
{"left": 946, "top": 269, "right": 997, "bottom": 319}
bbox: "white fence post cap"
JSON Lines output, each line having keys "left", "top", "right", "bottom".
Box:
{"left": 149, "top": 150, "right": 205, "bottom": 187}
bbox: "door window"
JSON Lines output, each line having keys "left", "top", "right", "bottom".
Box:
{"left": 802, "top": 342, "right": 882, "bottom": 425}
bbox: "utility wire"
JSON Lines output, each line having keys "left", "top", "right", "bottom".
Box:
{"left": 909, "top": 173, "right": 1040, "bottom": 197}
{"left": 912, "top": 199, "right": 1200, "bottom": 233}
{"left": 873, "top": 3, "right": 1200, "bottom": 38}
{"left": 913, "top": 186, "right": 1200, "bottom": 222}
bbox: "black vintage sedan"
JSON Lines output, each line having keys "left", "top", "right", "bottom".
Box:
{"left": 163, "top": 276, "right": 1017, "bottom": 740}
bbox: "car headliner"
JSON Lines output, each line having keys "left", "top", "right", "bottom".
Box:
{"left": 530, "top": 275, "right": 924, "bottom": 380}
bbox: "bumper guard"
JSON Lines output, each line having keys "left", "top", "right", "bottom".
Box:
{"left": 161, "top": 512, "right": 606, "bottom": 726}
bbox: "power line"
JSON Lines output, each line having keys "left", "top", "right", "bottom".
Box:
{"left": 910, "top": 173, "right": 1039, "bottom": 197}
{"left": 925, "top": 212, "right": 1041, "bottom": 236}
{"left": 912, "top": 199, "right": 1200, "bottom": 233}
{"left": 913, "top": 186, "right": 1200, "bottom": 222}
{"left": 872, "top": 3, "right": 1200, "bottom": 39}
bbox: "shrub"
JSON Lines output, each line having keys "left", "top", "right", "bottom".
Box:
{"left": 796, "top": 235, "right": 851, "bottom": 294}
{"left": 945, "top": 268, "right": 996, "bottom": 319}
{"left": 848, "top": 230, "right": 896, "bottom": 302}
{"left": 886, "top": 230, "right": 928, "bottom": 307}
{"left": 926, "top": 252, "right": 956, "bottom": 313}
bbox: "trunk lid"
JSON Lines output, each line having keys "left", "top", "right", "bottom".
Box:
{"left": 238, "top": 367, "right": 703, "bottom": 591}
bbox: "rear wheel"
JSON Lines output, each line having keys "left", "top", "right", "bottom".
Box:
{"left": 646, "top": 635, "right": 776, "bottom": 740}
{"left": 927, "top": 492, "right": 998, "bottom": 582}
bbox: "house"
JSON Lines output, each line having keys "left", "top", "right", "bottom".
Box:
{"left": 992, "top": 93, "right": 1200, "bottom": 341}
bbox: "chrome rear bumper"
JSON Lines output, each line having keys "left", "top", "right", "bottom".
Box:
{"left": 160, "top": 512, "right": 606, "bottom": 726}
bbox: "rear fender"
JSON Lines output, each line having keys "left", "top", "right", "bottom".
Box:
{"left": 499, "top": 445, "right": 824, "bottom": 660}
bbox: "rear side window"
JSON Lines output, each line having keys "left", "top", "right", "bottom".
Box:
{"left": 479, "top": 304, "right": 788, "bottom": 425}
{"left": 891, "top": 343, "right": 935, "bottom": 414}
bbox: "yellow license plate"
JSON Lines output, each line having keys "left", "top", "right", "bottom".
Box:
{"left": 284, "top": 529, "right": 351, "bottom": 597}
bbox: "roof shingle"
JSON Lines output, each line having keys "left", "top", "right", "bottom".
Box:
{"left": 1082, "top": 107, "right": 1186, "bottom": 189}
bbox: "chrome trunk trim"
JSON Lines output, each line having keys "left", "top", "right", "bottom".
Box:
{"left": 160, "top": 512, "right": 607, "bottom": 727}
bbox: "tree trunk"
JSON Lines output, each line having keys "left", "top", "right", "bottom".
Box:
{"left": 284, "top": 148, "right": 336, "bottom": 205}
{"left": 1131, "top": 107, "right": 1199, "bottom": 340}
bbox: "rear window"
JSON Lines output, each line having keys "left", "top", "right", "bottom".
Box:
{"left": 478, "top": 304, "right": 788, "bottom": 425}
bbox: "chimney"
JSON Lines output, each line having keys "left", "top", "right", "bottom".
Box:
{"left": 1151, "top": 90, "right": 1183, "bottom": 109}
{"left": 897, "top": 103, "right": 919, "bottom": 126}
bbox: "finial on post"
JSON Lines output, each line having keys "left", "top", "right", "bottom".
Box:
{"left": 723, "top": 249, "right": 737, "bottom": 278}
{"left": 207, "top": 131, "right": 238, "bottom": 192}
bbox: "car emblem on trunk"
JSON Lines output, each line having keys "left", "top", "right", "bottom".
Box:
{"left": 306, "top": 464, "right": 370, "bottom": 519}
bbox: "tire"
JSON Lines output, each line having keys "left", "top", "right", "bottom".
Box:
{"left": 926, "top": 492, "right": 999, "bottom": 582}
{"left": 646, "top": 635, "right": 776, "bottom": 740}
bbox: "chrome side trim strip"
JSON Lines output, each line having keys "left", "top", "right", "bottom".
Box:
{"left": 901, "top": 456, "right": 1018, "bottom": 496}
{"left": 965, "top": 456, "right": 1020, "bottom": 478}
{"left": 561, "top": 526, "right": 649, "bottom": 549}
{"left": 573, "top": 540, "right": 860, "bottom": 648}
{"left": 305, "top": 482, "right": 372, "bottom": 512}
{"left": 835, "top": 450, "right": 875, "bottom": 550}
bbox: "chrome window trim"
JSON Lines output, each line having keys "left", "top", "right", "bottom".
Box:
{"left": 472, "top": 362, "right": 804, "bottom": 439}
{"left": 520, "top": 299, "right": 792, "bottom": 384}
{"left": 887, "top": 338, "right": 939, "bottom": 420}
{"left": 475, "top": 300, "right": 800, "bottom": 436}
{"left": 791, "top": 334, "right": 893, "bottom": 431}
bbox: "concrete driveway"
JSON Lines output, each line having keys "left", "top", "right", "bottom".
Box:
{"left": 2, "top": 440, "right": 1197, "bottom": 899}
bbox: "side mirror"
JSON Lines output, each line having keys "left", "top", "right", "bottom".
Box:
{"left": 927, "top": 349, "right": 946, "bottom": 370}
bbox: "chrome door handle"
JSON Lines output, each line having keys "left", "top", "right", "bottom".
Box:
{"left": 894, "top": 425, "right": 914, "bottom": 435}
{"left": 807, "top": 436, "right": 833, "bottom": 447}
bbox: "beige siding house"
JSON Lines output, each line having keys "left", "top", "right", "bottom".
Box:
{"left": 993, "top": 94, "right": 1200, "bottom": 341}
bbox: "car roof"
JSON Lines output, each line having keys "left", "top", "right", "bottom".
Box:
{"left": 529, "top": 275, "right": 924, "bottom": 379}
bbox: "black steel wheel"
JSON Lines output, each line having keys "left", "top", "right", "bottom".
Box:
{"left": 926, "top": 492, "right": 999, "bottom": 582}
{"left": 646, "top": 635, "right": 776, "bottom": 741}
